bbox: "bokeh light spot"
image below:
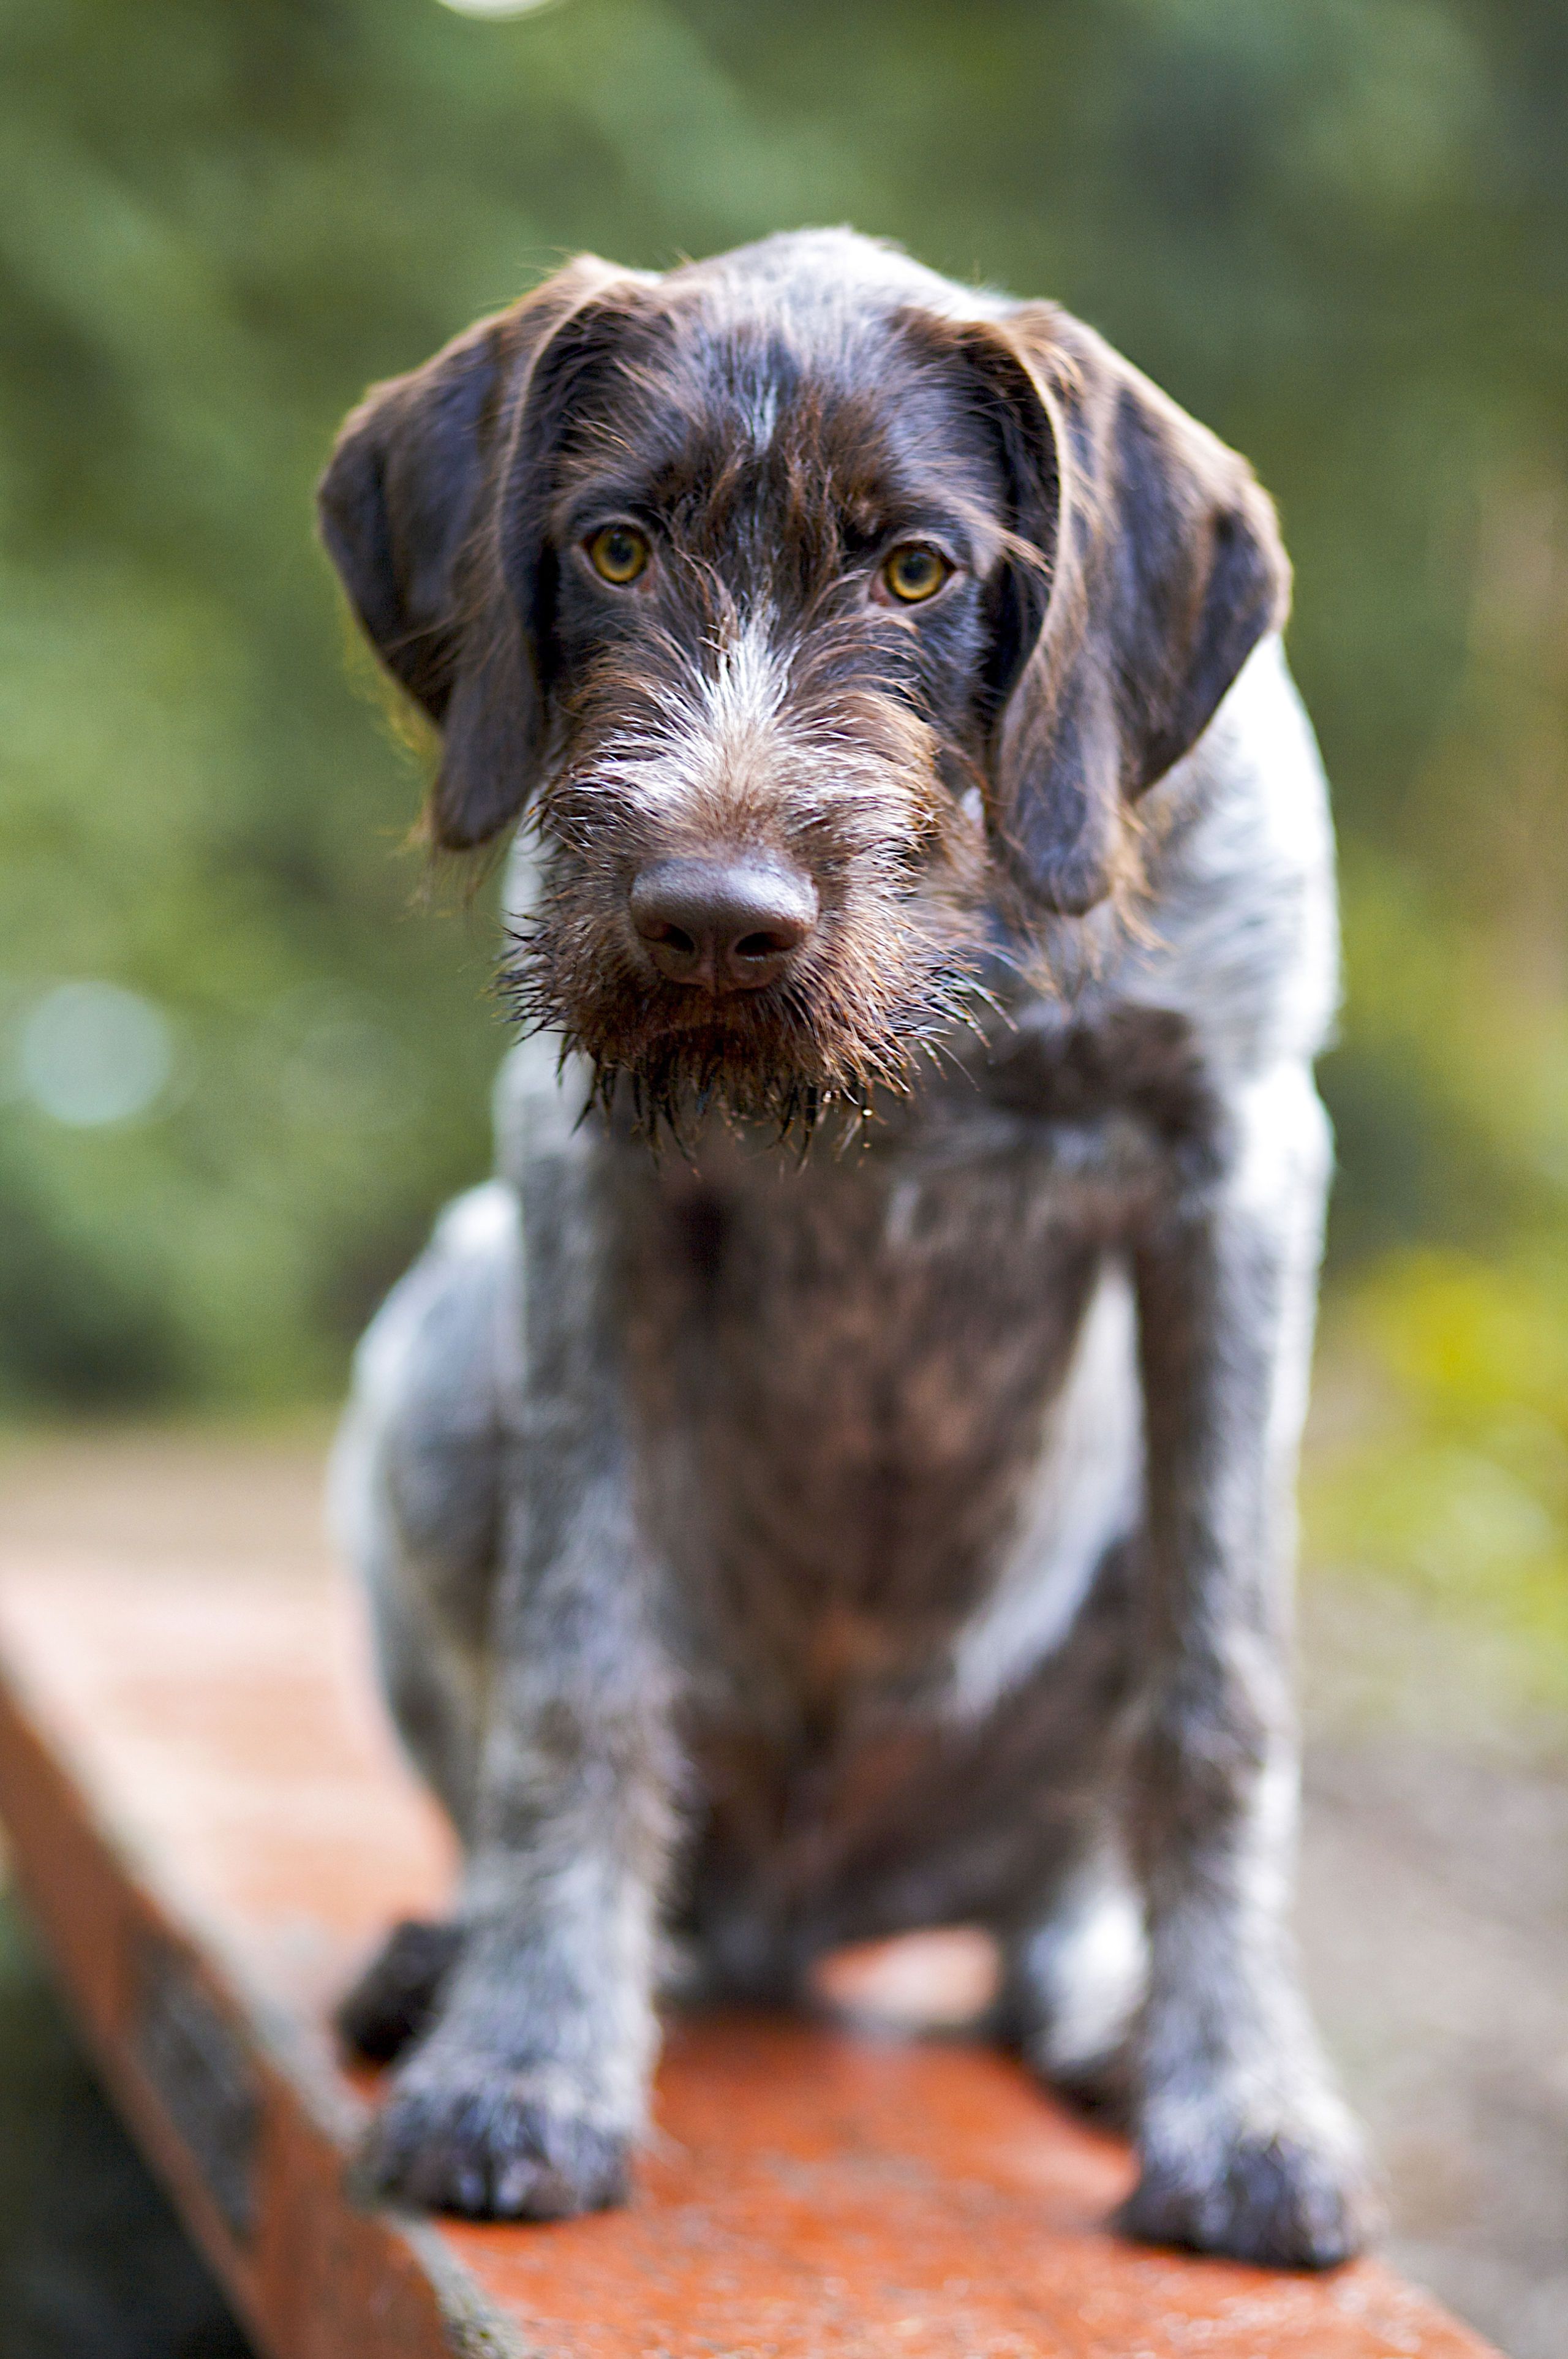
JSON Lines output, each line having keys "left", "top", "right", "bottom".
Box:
{"left": 19, "top": 983, "right": 175, "bottom": 1128}
{"left": 434, "top": 0, "right": 567, "bottom": 18}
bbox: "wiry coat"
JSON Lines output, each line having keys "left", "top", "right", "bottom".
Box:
{"left": 322, "top": 230, "right": 1369, "bottom": 2265}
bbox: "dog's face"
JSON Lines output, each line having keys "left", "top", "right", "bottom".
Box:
{"left": 320, "top": 232, "right": 1288, "bottom": 1137}
{"left": 499, "top": 268, "right": 1017, "bottom": 1134}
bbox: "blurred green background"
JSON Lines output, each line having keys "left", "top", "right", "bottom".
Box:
{"left": 1, "top": 0, "right": 1566, "bottom": 1692}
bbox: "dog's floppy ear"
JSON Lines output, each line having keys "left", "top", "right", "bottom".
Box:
{"left": 962, "top": 307, "right": 1290, "bottom": 915}
{"left": 317, "top": 255, "right": 634, "bottom": 850}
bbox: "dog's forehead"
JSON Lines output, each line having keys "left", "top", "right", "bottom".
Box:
{"left": 687, "top": 243, "right": 995, "bottom": 458}
{"left": 682, "top": 228, "right": 1005, "bottom": 330}
{"left": 558, "top": 237, "right": 1006, "bottom": 534}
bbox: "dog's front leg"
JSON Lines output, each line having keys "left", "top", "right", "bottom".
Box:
{"left": 1121, "top": 1061, "right": 1371, "bottom": 2268}
{"left": 368, "top": 1146, "right": 676, "bottom": 2221}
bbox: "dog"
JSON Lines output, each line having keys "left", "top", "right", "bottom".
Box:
{"left": 318, "top": 229, "right": 1370, "bottom": 2267}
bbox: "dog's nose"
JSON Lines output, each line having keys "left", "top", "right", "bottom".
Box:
{"left": 629, "top": 858, "right": 818, "bottom": 993}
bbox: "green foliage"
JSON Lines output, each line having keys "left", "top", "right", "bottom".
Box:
{"left": 1, "top": 0, "right": 1566, "bottom": 1443}
{"left": 1306, "top": 1245, "right": 1568, "bottom": 1712}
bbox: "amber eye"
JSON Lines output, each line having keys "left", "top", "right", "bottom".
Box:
{"left": 881, "top": 543, "right": 950, "bottom": 605}
{"left": 587, "top": 524, "right": 650, "bottom": 585}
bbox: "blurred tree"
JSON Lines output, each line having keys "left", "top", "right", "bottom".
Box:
{"left": 0, "top": 0, "right": 1564, "bottom": 1452}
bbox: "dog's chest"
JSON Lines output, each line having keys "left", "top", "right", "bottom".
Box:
{"left": 618, "top": 1005, "right": 1198, "bottom": 1707}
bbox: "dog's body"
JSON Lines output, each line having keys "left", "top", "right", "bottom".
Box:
{"left": 322, "top": 231, "right": 1367, "bottom": 2264}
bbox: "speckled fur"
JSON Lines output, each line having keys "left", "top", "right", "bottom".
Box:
{"left": 322, "top": 232, "right": 1371, "bottom": 2263}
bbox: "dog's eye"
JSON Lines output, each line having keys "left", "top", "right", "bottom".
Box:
{"left": 881, "top": 544, "right": 951, "bottom": 605}
{"left": 587, "top": 524, "right": 650, "bottom": 586}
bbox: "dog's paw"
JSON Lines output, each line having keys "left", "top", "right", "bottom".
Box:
{"left": 363, "top": 2061, "right": 633, "bottom": 2220}
{"left": 1118, "top": 2111, "right": 1375, "bottom": 2270}
{"left": 336, "top": 1919, "right": 464, "bottom": 2065}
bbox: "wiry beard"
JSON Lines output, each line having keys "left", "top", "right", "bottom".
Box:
{"left": 500, "top": 609, "right": 997, "bottom": 1148}
{"left": 502, "top": 851, "right": 984, "bottom": 1151}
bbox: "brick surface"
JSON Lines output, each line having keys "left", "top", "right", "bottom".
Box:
{"left": 0, "top": 1547, "right": 1500, "bottom": 2359}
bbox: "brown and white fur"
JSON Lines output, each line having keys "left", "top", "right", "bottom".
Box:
{"left": 321, "top": 230, "right": 1369, "bottom": 2266}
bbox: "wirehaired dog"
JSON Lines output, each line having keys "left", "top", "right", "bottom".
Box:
{"left": 320, "top": 230, "right": 1369, "bottom": 2266}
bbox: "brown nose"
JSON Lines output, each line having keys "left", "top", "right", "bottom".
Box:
{"left": 629, "top": 858, "right": 818, "bottom": 993}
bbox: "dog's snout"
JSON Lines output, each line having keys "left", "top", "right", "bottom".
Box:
{"left": 629, "top": 859, "right": 818, "bottom": 992}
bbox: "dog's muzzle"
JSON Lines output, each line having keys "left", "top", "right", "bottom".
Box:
{"left": 628, "top": 858, "right": 818, "bottom": 994}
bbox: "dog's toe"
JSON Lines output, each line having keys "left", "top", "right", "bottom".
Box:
{"left": 364, "top": 2069, "right": 631, "bottom": 2220}
{"left": 1118, "top": 2129, "right": 1374, "bottom": 2270}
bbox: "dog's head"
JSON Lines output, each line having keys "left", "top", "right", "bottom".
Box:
{"left": 320, "top": 231, "right": 1287, "bottom": 1138}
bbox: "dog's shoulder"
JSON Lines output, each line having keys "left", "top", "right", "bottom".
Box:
{"left": 1119, "top": 633, "right": 1340, "bottom": 1078}
{"left": 922, "top": 638, "right": 1336, "bottom": 1165}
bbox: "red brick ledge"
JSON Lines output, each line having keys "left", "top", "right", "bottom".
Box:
{"left": 0, "top": 1555, "right": 1498, "bottom": 2359}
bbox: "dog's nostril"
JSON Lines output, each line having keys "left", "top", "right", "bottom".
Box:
{"left": 644, "top": 923, "right": 699, "bottom": 959}
{"left": 629, "top": 858, "right": 818, "bottom": 992}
